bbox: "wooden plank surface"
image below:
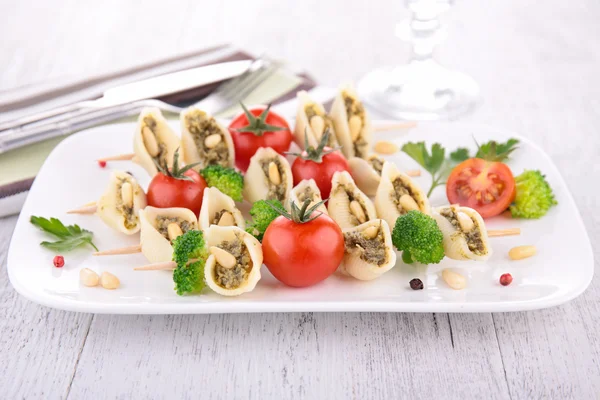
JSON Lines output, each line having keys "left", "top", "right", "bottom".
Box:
{"left": 1, "top": 0, "right": 599, "bottom": 399}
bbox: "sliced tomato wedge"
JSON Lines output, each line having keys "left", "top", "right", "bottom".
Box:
{"left": 446, "top": 158, "right": 516, "bottom": 218}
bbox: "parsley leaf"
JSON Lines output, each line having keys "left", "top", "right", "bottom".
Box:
{"left": 475, "top": 138, "right": 519, "bottom": 162}
{"left": 401, "top": 142, "right": 471, "bottom": 197}
{"left": 30, "top": 216, "right": 98, "bottom": 252}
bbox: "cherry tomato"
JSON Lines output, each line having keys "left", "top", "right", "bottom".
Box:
{"left": 446, "top": 158, "right": 516, "bottom": 218}
{"left": 147, "top": 168, "right": 207, "bottom": 216}
{"left": 228, "top": 104, "right": 292, "bottom": 171}
{"left": 262, "top": 213, "right": 345, "bottom": 288}
{"left": 291, "top": 147, "right": 349, "bottom": 199}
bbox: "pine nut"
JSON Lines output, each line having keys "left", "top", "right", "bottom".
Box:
{"left": 80, "top": 268, "right": 99, "bottom": 287}
{"left": 349, "top": 115, "right": 362, "bottom": 141}
{"left": 210, "top": 246, "right": 237, "bottom": 269}
{"left": 142, "top": 126, "right": 160, "bottom": 157}
{"left": 349, "top": 200, "right": 367, "bottom": 223}
{"left": 217, "top": 211, "right": 235, "bottom": 226}
{"left": 100, "top": 271, "right": 120, "bottom": 290}
{"left": 120, "top": 182, "right": 133, "bottom": 208}
{"left": 509, "top": 245, "right": 537, "bottom": 260}
{"left": 374, "top": 141, "right": 399, "bottom": 155}
{"left": 167, "top": 223, "right": 183, "bottom": 241}
{"left": 310, "top": 115, "right": 325, "bottom": 139}
{"left": 442, "top": 269, "right": 467, "bottom": 290}
{"left": 362, "top": 226, "right": 378, "bottom": 239}
{"left": 456, "top": 211, "right": 474, "bottom": 232}
{"left": 204, "top": 133, "right": 222, "bottom": 148}
{"left": 268, "top": 161, "right": 281, "bottom": 185}
{"left": 399, "top": 194, "right": 419, "bottom": 211}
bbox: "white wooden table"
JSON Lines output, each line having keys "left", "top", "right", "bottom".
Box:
{"left": 1, "top": 1, "right": 599, "bottom": 398}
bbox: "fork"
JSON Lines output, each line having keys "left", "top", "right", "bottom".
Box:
{"left": 0, "top": 58, "right": 280, "bottom": 154}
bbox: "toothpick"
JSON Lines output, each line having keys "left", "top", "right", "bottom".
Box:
{"left": 488, "top": 228, "right": 521, "bottom": 237}
{"left": 134, "top": 261, "right": 176, "bottom": 271}
{"left": 94, "top": 244, "right": 142, "bottom": 256}
{"left": 97, "top": 153, "right": 135, "bottom": 162}
{"left": 374, "top": 121, "right": 418, "bottom": 132}
{"left": 406, "top": 169, "right": 421, "bottom": 177}
{"left": 67, "top": 204, "right": 97, "bottom": 214}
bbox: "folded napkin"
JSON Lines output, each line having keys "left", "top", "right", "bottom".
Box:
{"left": 0, "top": 45, "right": 316, "bottom": 217}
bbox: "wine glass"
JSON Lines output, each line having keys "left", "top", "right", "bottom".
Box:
{"left": 358, "top": 0, "right": 480, "bottom": 120}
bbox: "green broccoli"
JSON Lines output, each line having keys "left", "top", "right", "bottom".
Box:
{"left": 510, "top": 170, "right": 557, "bottom": 219}
{"left": 172, "top": 230, "right": 208, "bottom": 295}
{"left": 200, "top": 165, "right": 244, "bottom": 201}
{"left": 392, "top": 210, "right": 445, "bottom": 264}
{"left": 245, "top": 200, "right": 284, "bottom": 241}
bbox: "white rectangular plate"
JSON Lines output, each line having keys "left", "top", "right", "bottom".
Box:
{"left": 7, "top": 121, "right": 594, "bottom": 313}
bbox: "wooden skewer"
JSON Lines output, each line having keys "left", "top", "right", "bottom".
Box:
{"left": 97, "top": 153, "right": 135, "bottom": 162}
{"left": 94, "top": 244, "right": 142, "bottom": 256}
{"left": 134, "top": 257, "right": 202, "bottom": 271}
{"left": 406, "top": 169, "right": 421, "bottom": 177}
{"left": 374, "top": 121, "right": 418, "bottom": 132}
{"left": 134, "top": 261, "right": 176, "bottom": 271}
{"left": 67, "top": 204, "right": 97, "bottom": 214}
{"left": 488, "top": 228, "right": 521, "bottom": 237}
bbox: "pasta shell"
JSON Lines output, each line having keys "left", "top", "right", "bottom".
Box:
{"left": 431, "top": 205, "right": 492, "bottom": 261}
{"left": 328, "top": 171, "right": 377, "bottom": 229}
{"left": 375, "top": 161, "right": 431, "bottom": 228}
{"left": 347, "top": 154, "right": 385, "bottom": 196}
{"left": 139, "top": 206, "right": 199, "bottom": 263}
{"left": 243, "top": 147, "right": 293, "bottom": 205}
{"left": 96, "top": 171, "right": 147, "bottom": 235}
{"left": 340, "top": 219, "right": 396, "bottom": 281}
{"left": 180, "top": 107, "right": 235, "bottom": 169}
{"left": 288, "top": 179, "right": 328, "bottom": 215}
{"left": 133, "top": 108, "right": 181, "bottom": 176}
{"left": 329, "top": 84, "right": 372, "bottom": 159}
{"left": 204, "top": 225, "right": 262, "bottom": 296}
{"left": 294, "top": 90, "right": 339, "bottom": 149}
{"left": 198, "top": 187, "right": 245, "bottom": 231}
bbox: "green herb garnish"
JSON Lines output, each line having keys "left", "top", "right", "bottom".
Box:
{"left": 30, "top": 216, "right": 98, "bottom": 252}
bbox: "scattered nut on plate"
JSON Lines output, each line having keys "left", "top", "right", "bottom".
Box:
{"left": 441, "top": 269, "right": 467, "bottom": 290}
{"left": 508, "top": 245, "right": 537, "bottom": 260}
{"left": 100, "top": 271, "right": 120, "bottom": 290}
{"left": 373, "top": 141, "right": 399, "bottom": 155}
{"left": 80, "top": 268, "right": 100, "bottom": 287}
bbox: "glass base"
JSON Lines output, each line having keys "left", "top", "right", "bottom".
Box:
{"left": 357, "top": 60, "right": 480, "bottom": 121}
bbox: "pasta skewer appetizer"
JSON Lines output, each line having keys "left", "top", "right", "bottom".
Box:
{"left": 348, "top": 154, "right": 420, "bottom": 196}
{"left": 67, "top": 171, "right": 146, "bottom": 235}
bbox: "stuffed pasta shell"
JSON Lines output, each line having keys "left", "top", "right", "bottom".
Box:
{"left": 133, "top": 108, "right": 181, "bottom": 176}
{"left": 96, "top": 171, "right": 147, "bottom": 235}
{"left": 328, "top": 171, "right": 377, "bottom": 229}
{"left": 180, "top": 107, "right": 235, "bottom": 169}
{"left": 329, "top": 84, "right": 372, "bottom": 159}
{"left": 139, "top": 206, "right": 199, "bottom": 263}
{"left": 288, "top": 179, "right": 328, "bottom": 215}
{"left": 294, "top": 90, "right": 338, "bottom": 149}
{"left": 347, "top": 154, "right": 385, "bottom": 196}
{"left": 431, "top": 205, "right": 492, "bottom": 261}
{"left": 198, "top": 187, "right": 245, "bottom": 231}
{"left": 375, "top": 162, "right": 430, "bottom": 228}
{"left": 341, "top": 219, "right": 396, "bottom": 281}
{"left": 204, "top": 225, "right": 262, "bottom": 296}
{"left": 243, "top": 147, "right": 293, "bottom": 205}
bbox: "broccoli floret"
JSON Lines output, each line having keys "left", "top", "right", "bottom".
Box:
{"left": 200, "top": 165, "right": 244, "bottom": 201}
{"left": 392, "top": 210, "right": 445, "bottom": 264}
{"left": 245, "top": 200, "right": 284, "bottom": 241}
{"left": 172, "top": 230, "right": 208, "bottom": 295}
{"left": 510, "top": 170, "right": 557, "bottom": 219}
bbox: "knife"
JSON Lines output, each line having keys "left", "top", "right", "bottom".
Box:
{"left": 0, "top": 59, "right": 252, "bottom": 132}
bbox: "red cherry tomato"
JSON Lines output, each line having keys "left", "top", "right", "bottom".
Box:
{"left": 228, "top": 104, "right": 292, "bottom": 171}
{"left": 291, "top": 148, "right": 349, "bottom": 199}
{"left": 147, "top": 169, "right": 207, "bottom": 216}
{"left": 446, "top": 158, "right": 516, "bottom": 218}
{"left": 262, "top": 213, "right": 345, "bottom": 288}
